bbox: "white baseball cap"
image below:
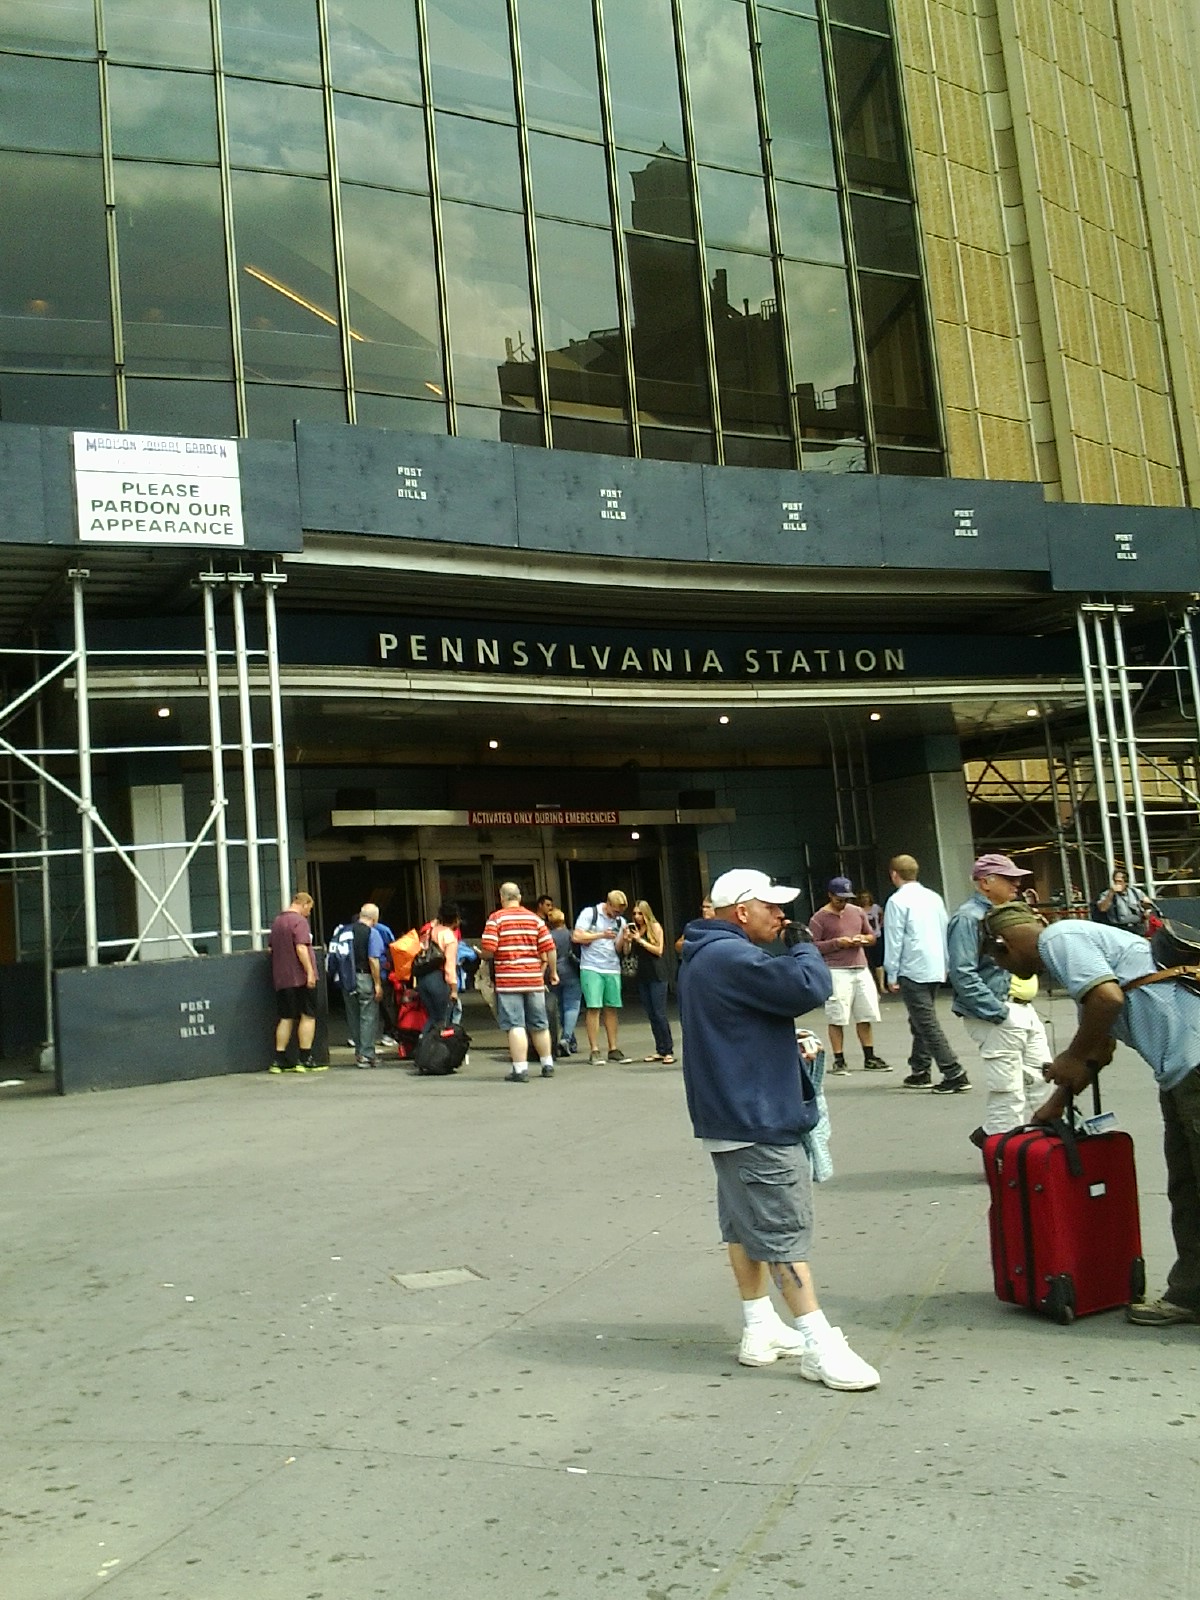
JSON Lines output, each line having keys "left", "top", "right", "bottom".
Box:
{"left": 709, "top": 869, "right": 800, "bottom": 909}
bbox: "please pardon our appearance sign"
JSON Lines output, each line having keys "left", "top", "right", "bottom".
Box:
{"left": 73, "top": 431, "right": 246, "bottom": 547}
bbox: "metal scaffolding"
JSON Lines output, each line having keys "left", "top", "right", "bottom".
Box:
{"left": 0, "top": 565, "right": 294, "bottom": 1046}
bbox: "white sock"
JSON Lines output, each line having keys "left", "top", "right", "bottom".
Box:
{"left": 795, "top": 1309, "right": 832, "bottom": 1346}
{"left": 539, "top": 1056, "right": 555, "bottom": 1070}
{"left": 511, "top": 1063, "right": 528, "bottom": 1077}
{"left": 741, "top": 1296, "right": 774, "bottom": 1329}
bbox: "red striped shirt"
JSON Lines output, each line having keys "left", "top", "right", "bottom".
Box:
{"left": 480, "top": 906, "right": 553, "bottom": 990}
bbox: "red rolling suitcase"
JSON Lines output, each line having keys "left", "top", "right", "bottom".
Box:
{"left": 984, "top": 1106, "right": 1145, "bottom": 1324}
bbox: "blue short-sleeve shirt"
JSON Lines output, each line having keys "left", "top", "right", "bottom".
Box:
{"left": 1038, "top": 921, "right": 1200, "bottom": 1091}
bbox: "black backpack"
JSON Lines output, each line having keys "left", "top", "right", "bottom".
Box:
{"left": 413, "top": 1023, "right": 471, "bottom": 1076}
{"left": 1124, "top": 918, "right": 1200, "bottom": 1000}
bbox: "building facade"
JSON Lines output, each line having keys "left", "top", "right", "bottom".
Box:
{"left": 1, "top": 0, "right": 1199, "bottom": 999}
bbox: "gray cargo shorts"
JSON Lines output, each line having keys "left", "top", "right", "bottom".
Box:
{"left": 711, "top": 1142, "right": 813, "bottom": 1263}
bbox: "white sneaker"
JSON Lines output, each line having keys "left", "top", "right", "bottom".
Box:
{"left": 738, "top": 1320, "right": 809, "bottom": 1367}
{"left": 800, "top": 1328, "right": 880, "bottom": 1391}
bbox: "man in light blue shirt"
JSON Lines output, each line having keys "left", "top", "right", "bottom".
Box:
{"left": 984, "top": 902, "right": 1200, "bottom": 1329}
{"left": 884, "top": 853, "right": 969, "bottom": 1093}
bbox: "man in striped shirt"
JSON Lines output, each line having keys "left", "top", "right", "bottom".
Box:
{"left": 481, "top": 881, "right": 559, "bottom": 1084}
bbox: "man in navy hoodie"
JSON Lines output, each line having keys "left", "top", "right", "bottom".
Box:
{"left": 679, "top": 868, "right": 881, "bottom": 1391}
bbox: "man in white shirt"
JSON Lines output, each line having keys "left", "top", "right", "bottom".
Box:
{"left": 883, "top": 854, "right": 970, "bottom": 1093}
{"left": 573, "top": 889, "right": 631, "bottom": 1065}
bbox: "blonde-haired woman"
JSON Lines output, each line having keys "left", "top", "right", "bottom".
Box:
{"left": 629, "top": 899, "right": 675, "bottom": 1063}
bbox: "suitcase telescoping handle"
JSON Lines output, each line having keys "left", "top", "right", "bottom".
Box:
{"left": 1047, "top": 1066, "right": 1104, "bottom": 1179}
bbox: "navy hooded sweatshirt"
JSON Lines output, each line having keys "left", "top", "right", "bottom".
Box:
{"left": 678, "top": 918, "right": 832, "bottom": 1145}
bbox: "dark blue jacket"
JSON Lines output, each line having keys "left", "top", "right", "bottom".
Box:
{"left": 678, "top": 919, "right": 832, "bottom": 1145}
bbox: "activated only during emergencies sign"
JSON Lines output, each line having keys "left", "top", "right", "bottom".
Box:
{"left": 73, "top": 431, "right": 246, "bottom": 547}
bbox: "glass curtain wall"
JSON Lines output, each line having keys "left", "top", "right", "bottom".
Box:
{"left": 0, "top": 0, "right": 942, "bottom": 472}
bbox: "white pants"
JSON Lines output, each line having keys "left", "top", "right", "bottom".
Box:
{"left": 962, "top": 1002, "right": 1054, "bottom": 1134}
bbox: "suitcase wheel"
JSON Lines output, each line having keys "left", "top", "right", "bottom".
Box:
{"left": 1043, "top": 1275, "right": 1076, "bottom": 1325}
{"left": 1130, "top": 1257, "right": 1146, "bottom": 1303}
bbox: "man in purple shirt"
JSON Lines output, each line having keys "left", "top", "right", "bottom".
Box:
{"left": 268, "top": 890, "right": 318, "bottom": 1073}
{"left": 808, "top": 876, "right": 891, "bottom": 1074}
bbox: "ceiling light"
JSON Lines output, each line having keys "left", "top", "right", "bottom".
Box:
{"left": 869, "top": 711, "right": 882, "bottom": 722}
{"left": 156, "top": 706, "right": 171, "bottom": 718}
{"left": 1026, "top": 707, "right": 1039, "bottom": 717}
{"left": 630, "top": 830, "right": 640, "bottom": 841}
{"left": 487, "top": 739, "right": 499, "bottom": 749}
{"left": 718, "top": 715, "right": 730, "bottom": 725}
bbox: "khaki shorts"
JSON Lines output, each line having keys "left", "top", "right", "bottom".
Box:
{"left": 823, "top": 966, "right": 881, "bottom": 1027}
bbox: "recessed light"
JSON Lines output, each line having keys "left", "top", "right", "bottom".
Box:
{"left": 1026, "top": 707, "right": 1039, "bottom": 717}
{"left": 869, "top": 712, "right": 882, "bottom": 722}
{"left": 487, "top": 738, "right": 499, "bottom": 749}
{"left": 718, "top": 715, "right": 730, "bottom": 725}
{"left": 156, "top": 706, "right": 171, "bottom": 718}
{"left": 630, "top": 830, "right": 640, "bottom": 841}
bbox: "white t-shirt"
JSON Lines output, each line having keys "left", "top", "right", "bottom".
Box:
{"left": 575, "top": 903, "right": 625, "bottom": 973}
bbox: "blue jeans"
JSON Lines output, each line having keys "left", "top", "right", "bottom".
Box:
{"left": 416, "top": 970, "right": 452, "bottom": 1038}
{"left": 557, "top": 972, "right": 582, "bottom": 1047}
{"left": 898, "top": 977, "right": 960, "bottom": 1075}
{"left": 639, "top": 979, "right": 673, "bottom": 1057}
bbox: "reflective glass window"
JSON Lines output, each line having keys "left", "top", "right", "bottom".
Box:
{"left": 125, "top": 378, "right": 238, "bottom": 435}
{"left": 601, "top": 0, "right": 685, "bottom": 156}
{"left": 440, "top": 202, "right": 536, "bottom": 410}
{"left": 1, "top": 153, "right": 111, "bottom": 369}
{"left": 780, "top": 259, "right": 862, "bottom": 437}
{"left": 0, "top": 0, "right": 95, "bottom": 54}
{"left": 354, "top": 392, "right": 447, "bottom": 432}
{"left": 757, "top": 10, "right": 835, "bottom": 186}
{"left": 876, "top": 448, "right": 944, "bottom": 476}
{"left": 756, "top": 0, "right": 816, "bottom": 13}
{"left": 552, "top": 415, "right": 630, "bottom": 456}
{"left": 108, "top": 67, "right": 218, "bottom": 162}
{"left": 219, "top": 0, "right": 320, "bottom": 82}
{"left": 340, "top": 184, "right": 443, "bottom": 397}
{"left": 104, "top": 0, "right": 214, "bottom": 68}
{"left": 850, "top": 194, "right": 918, "bottom": 274}
{"left": 456, "top": 404, "right": 544, "bottom": 445}
{"left": 327, "top": 0, "right": 421, "bottom": 101}
{"left": 639, "top": 427, "right": 714, "bottom": 464}
{"left": 245, "top": 382, "right": 346, "bottom": 438}
{"left": 775, "top": 181, "right": 844, "bottom": 264}
{"left": 800, "top": 439, "right": 868, "bottom": 472}
{"left": 226, "top": 79, "right": 328, "bottom": 174}
{"left": 528, "top": 133, "right": 610, "bottom": 226}
{"left": 624, "top": 235, "right": 709, "bottom": 426}
{"left": 231, "top": 171, "right": 343, "bottom": 386}
{"left": 678, "top": 0, "right": 761, "bottom": 172}
{"left": 857, "top": 273, "right": 938, "bottom": 444}
{"left": 827, "top": 0, "right": 890, "bottom": 32}
{"left": 697, "top": 167, "right": 769, "bottom": 253}
{"left": 435, "top": 114, "right": 522, "bottom": 211}
{"left": 617, "top": 151, "right": 694, "bottom": 240}
{"left": 0, "top": 56, "right": 100, "bottom": 154}
{"left": 334, "top": 96, "right": 427, "bottom": 190}
{"left": 831, "top": 28, "right": 908, "bottom": 195}
{"left": 426, "top": 0, "right": 515, "bottom": 122}
{"left": 707, "top": 248, "right": 787, "bottom": 433}
{"left": 115, "top": 163, "right": 233, "bottom": 377}
{"left": 723, "top": 434, "right": 795, "bottom": 468}
{"left": 535, "top": 219, "right": 626, "bottom": 421}
{"left": 516, "top": 0, "right": 603, "bottom": 139}
{"left": 0, "top": 373, "right": 115, "bottom": 426}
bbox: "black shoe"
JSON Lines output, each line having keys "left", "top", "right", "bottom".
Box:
{"left": 541, "top": 1064, "right": 554, "bottom": 1078}
{"left": 932, "top": 1072, "right": 971, "bottom": 1094}
{"left": 968, "top": 1126, "right": 988, "bottom": 1149}
{"left": 863, "top": 1057, "right": 893, "bottom": 1072}
{"left": 827, "top": 1057, "right": 849, "bottom": 1075}
{"left": 504, "top": 1069, "right": 529, "bottom": 1083}
{"left": 902, "top": 1071, "right": 932, "bottom": 1089}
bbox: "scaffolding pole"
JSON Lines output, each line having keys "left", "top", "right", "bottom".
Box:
{"left": 70, "top": 570, "right": 99, "bottom": 966}
{"left": 228, "top": 571, "right": 264, "bottom": 947}
{"left": 261, "top": 568, "right": 291, "bottom": 912}
{"left": 200, "top": 572, "right": 233, "bottom": 954}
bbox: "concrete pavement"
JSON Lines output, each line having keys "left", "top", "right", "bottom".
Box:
{"left": 1, "top": 990, "right": 1195, "bottom": 1599}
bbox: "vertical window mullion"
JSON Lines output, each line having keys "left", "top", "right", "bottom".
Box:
{"left": 507, "top": 0, "right": 549, "bottom": 446}
{"left": 315, "top": 0, "right": 354, "bottom": 422}
{"left": 414, "top": 0, "right": 455, "bottom": 432}
{"left": 592, "top": 0, "right": 641, "bottom": 456}
{"left": 94, "top": 3, "right": 125, "bottom": 426}
{"left": 211, "top": 0, "right": 248, "bottom": 435}
{"left": 668, "top": 0, "right": 721, "bottom": 460}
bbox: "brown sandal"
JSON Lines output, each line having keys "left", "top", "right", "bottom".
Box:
{"left": 643, "top": 1053, "right": 664, "bottom": 1062}
{"left": 660, "top": 1054, "right": 676, "bottom": 1064}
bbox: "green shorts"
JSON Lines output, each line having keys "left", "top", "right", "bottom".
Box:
{"left": 580, "top": 969, "right": 622, "bottom": 1009}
